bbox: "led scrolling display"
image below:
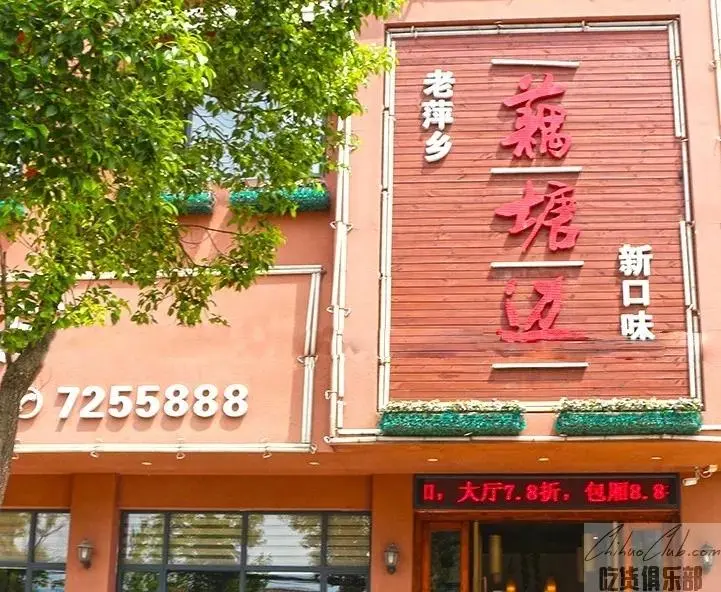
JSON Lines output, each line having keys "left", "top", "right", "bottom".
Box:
{"left": 414, "top": 475, "right": 679, "bottom": 510}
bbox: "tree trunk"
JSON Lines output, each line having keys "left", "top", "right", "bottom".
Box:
{"left": 0, "top": 331, "right": 56, "bottom": 504}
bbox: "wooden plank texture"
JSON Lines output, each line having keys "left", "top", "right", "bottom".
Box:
{"left": 388, "top": 29, "right": 690, "bottom": 402}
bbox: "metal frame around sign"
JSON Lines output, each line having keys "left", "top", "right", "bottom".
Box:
{"left": 375, "top": 20, "right": 702, "bottom": 415}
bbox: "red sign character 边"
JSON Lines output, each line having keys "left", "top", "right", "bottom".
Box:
{"left": 501, "top": 73, "right": 572, "bottom": 159}
{"left": 494, "top": 180, "right": 580, "bottom": 252}
{"left": 497, "top": 277, "right": 585, "bottom": 343}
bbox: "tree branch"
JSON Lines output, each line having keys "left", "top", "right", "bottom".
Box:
{"left": 179, "top": 224, "right": 237, "bottom": 236}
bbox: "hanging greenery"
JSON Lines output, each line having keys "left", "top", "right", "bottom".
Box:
{"left": 554, "top": 397, "right": 702, "bottom": 436}
{"left": 379, "top": 399, "right": 525, "bottom": 436}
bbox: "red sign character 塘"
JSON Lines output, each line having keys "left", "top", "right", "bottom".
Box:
{"left": 494, "top": 180, "right": 580, "bottom": 252}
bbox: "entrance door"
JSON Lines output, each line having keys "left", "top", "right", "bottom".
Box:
{"left": 420, "top": 521, "right": 587, "bottom": 592}
{"left": 420, "top": 521, "right": 470, "bottom": 592}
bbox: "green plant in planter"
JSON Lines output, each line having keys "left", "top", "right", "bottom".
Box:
{"left": 379, "top": 399, "right": 525, "bottom": 437}
{"left": 230, "top": 185, "right": 330, "bottom": 214}
{"left": 554, "top": 397, "right": 702, "bottom": 436}
{"left": 162, "top": 192, "right": 216, "bottom": 215}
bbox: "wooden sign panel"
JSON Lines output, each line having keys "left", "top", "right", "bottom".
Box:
{"left": 384, "top": 23, "right": 697, "bottom": 403}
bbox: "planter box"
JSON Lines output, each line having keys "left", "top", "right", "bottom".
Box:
{"left": 162, "top": 192, "right": 215, "bottom": 215}
{"left": 379, "top": 411, "right": 525, "bottom": 437}
{"left": 230, "top": 186, "right": 330, "bottom": 213}
{"left": 555, "top": 410, "right": 702, "bottom": 436}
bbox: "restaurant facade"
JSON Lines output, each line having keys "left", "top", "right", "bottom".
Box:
{"left": 4, "top": 1, "right": 721, "bottom": 591}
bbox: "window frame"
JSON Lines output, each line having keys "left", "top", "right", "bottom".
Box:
{"left": 0, "top": 509, "right": 70, "bottom": 592}
{"left": 118, "top": 510, "right": 371, "bottom": 592}
{"left": 186, "top": 98, "right": 327, "bottom": 181}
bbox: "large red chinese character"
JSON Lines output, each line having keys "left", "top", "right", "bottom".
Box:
{"left": 539, "top": 481, "right": 562, "bottom": 503}
{"left": 498, "top": 277, "right": 585, "bottom": 343}
{"left": 494, "top": 180, "right": 580, "bottom": 252}
{"left": 607, "top": 481, "right": 630, "bottom": 502}
{"left": 585, "top": 481, "right": 607, "bottom": 503}
{"left": 457, "top": 480, "right": 481, "bottom": 503}
{"left": 501, "top": 73, "right": 572, "bottom": 159}
{"left": 479, "top": 482, "right": 505, "bottom": 503}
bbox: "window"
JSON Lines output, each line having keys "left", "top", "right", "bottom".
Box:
{"left": 189, "top": 100, "right": 241, "bottom": 174}
{"left": 119, "top": 512, "right": 370, "bottom": 592}
{"left": 0, "top": 511, "right": 70, "bottom": 592}
{"left": 188, "top": 97, "right": 324, "bottom": 178}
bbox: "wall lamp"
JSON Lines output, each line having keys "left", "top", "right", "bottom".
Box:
{"left": 77, "top": 539, "right": 94, "bottom": 568}
{"left": 384, "top": 543, "right": 399, "bottom": 574}
{"left": 701, "top": 544, "right": 716, "bottom": 574}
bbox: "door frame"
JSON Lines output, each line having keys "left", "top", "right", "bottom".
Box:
{"left": 413, "top": 510, "right": 680, "bottom": 592}
{"left": 419, "top": 520, "right": 470, "bottom": 592}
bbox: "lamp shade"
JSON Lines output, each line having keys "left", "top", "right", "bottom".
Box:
{"left": 77, "top": 539, "right": 94, "bottom": 568}
{"left": 384, "top": 543, "right": 399, "bottom": 574}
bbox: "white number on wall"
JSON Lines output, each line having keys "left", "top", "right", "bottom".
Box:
{"left": 45, "top": 384, "right": 249, "bottom": 420}
{"left": 223, "top": 384, "right": 249, "bottom": 417}
{"left": 107, "top": 385, "right": 133, "bottom": 418}
{"left": 193, "top": 384, "right": 219, "bottom": 418}
{"left": 164, "top": 384, "right": 190, "bottom": 418}
{"left": 79, "top": 386, "right": 105, "bottom": 419}
{"left": 58, "top": 386, "right": 81, "bottom": 419}
{"left": 136, "top": 385, "right": 161, "bottom": 418}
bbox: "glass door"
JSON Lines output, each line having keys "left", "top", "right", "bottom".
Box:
{"left": 421, "top": 522, "right": 470, "bottom": 592}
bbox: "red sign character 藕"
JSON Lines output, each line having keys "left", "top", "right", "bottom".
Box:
{"left": 494, "top": 180, "right": 580, "bottom": 252}
{"left": 497, "top": 277, "right": 585, "bottom": 343}
{"left": 501, "top": 73, "right": 572, "bottom": 159}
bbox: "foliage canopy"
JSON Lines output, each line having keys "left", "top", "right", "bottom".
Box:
{"left": 0, "top": 0, "right": 400, "bottom": 502}
{"left": 0, "top": 0, "right": 398, "bottom": 348}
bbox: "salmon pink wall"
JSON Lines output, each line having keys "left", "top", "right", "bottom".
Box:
{"left": 371, "top": 475, "right": 414, "bottom": 592}
{"left": 118, "top": 475, "right": 370, "bottom": 509}
{"left": 65, "top": 474, "right": 120, "bottom": 592}
{"left": 15, "top": 274, "right": 316, "bottom": 445}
